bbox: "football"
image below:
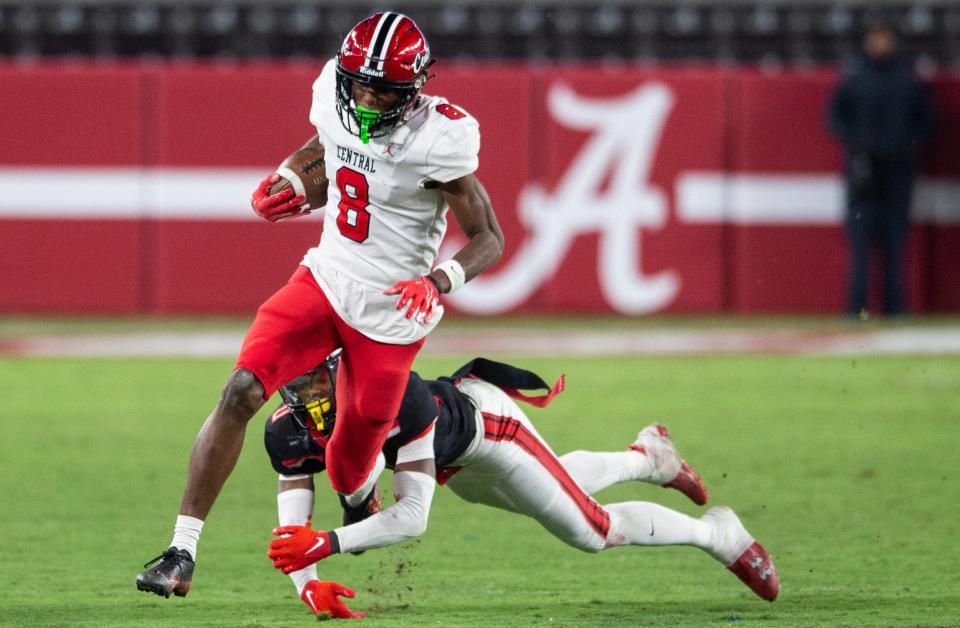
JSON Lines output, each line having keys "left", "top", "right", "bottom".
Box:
{"left": 270, "top": 144, "right": 328, "bottom": 210}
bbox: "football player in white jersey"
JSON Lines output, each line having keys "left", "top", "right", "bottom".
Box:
{"left": 263, "top": 355, "right": 779, "bottom": 618}
{"left": 137, "top": 12, "right": 503, "bottom": 599}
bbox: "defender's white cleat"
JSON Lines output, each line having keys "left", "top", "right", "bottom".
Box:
{"left": 630, "top": 424, "right": 708, "bottom": 505}
{"left": 701, "top": 506, "right": 780, "bottom": 601}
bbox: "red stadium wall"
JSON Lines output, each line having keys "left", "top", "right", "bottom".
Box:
{"left": 1, "top": 61, "right": 958, "bottom": 315}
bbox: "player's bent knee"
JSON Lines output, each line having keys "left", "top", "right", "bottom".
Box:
{"left": 547, "top": 524, "right": 606, "bottom": 553}
{"left": 327, "top": 465, "right": 364, "bottom": 496}
{"left": 569, "top": 534, "right": 605, "bottom": 553}
{"left": 217, "top": 369, "right": 266, "bottom": 420}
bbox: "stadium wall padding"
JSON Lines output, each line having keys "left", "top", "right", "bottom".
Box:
{"left": 1, "top": 61, "right": 958, "bottom": 315}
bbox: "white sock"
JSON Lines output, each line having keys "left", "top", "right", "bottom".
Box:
{"left": 604, "top": 502, "right": 713, "bottom": 549}
{"left": 170, "top": 515, "right": 204, "bottom": 560}
{"left": 278, "top": 488, "right": 317, "bottom": 594}
{"left": 559, "top": 450, "right": 647, "bottom": 494}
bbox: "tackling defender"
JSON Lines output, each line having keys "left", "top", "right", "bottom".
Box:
{"left": 137, "top": 12, "right": 503, "bottom": 598}
{"left": 263, "top": 354, "right": 779, "bottom": 618}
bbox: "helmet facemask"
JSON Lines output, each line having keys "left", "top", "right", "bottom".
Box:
{"left": 335, "top": 66, "right": 429, "bottom": 143}
{"left": 278, "top": 349, "right": 342, "bottom": 437}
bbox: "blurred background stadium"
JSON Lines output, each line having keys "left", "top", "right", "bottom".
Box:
{"left": 1, "top": 0, "right": 960, "bottom": 65}
{"left": 1, "top": 0, "right": 959, "bottom": 323}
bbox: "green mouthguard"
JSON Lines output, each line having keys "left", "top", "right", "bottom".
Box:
{"left": 354, "top": 106, "right": 382, "bottom": 144}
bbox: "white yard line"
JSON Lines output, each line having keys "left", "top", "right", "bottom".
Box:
{"left": 3, "top": 327, "right": 960, "bottom": 357}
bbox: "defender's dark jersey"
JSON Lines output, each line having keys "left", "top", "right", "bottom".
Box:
{"left": 381, "top": 372, "right": 449, "bottom": 469}
{"left": 265, "top": 372, "right": 477, "bottom": 476}
{"left": 426, "top": 378, "right": 478, "bottom": 468}
{"left": 265, "top": 358, "right": 558, "bottom": 478}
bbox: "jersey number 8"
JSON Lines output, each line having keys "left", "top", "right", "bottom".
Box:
{"left": 436, "top": 104, "right": 465, "bottom": 120}
{"left": 335, "top": 167, "right": 370, "bottom": 242}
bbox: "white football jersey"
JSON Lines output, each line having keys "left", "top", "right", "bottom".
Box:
{"left": 301, "top": 58, "right": 480, "bottom": 344}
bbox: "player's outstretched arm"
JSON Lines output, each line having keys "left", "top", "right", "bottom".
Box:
{"left": 268, "top": 459, "right": 436, "bottom": 573}
{"left": 383, "top": 175, "right": 502, "bottom": 320}
{"left": 431, "top": 175, "right": 504, "bottom": 292}
{"left": 333, "top": 459, "right": 436, "bottom": 554}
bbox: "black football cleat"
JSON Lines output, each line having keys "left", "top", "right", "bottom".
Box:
{"left": 340, "top": 484, "right": 382, "bottom": 527}
{"left": 136, "top": 547, "right": 195, "bottom": 598}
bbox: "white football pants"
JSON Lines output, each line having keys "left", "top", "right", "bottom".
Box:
{"left": 446, "top": 379, "right": 712, "bottom": 553}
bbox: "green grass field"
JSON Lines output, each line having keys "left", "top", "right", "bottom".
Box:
{"left": 2, "top": 354, "right": 959, "bottom": 627}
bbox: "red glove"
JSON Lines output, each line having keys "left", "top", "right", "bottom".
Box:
{"left": 268, "top": 525, "right": 335, "bottom": 574}
{"left": 250, "top": 173, "right": 310, "bottom": 222}
{"left": 300, "top": 579, "right": 366, "bottom": 619}
{"left": 383, "top": 276, "right": 440, "bottom": 323}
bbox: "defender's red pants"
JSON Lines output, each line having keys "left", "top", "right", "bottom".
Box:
{"left": 237, "top": 266, "right": 423, "bottom": 494}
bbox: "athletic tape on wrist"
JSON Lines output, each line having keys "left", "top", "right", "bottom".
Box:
{"left": 275, "top": 167, "right": 306, "bottom": 199}
{"left": 436, "top": 260, "right": 466, "bottom": 293}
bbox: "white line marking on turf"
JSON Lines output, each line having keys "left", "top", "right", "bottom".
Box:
{"left": 3, "top": 328, "right": 960, "bottom": 357}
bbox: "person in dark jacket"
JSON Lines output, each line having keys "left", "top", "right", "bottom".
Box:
{"left": 827, "top": 22, "right": 935, "bottom": 316}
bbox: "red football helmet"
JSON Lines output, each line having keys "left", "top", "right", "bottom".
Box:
{"left": 336, "top": 12, "right": 433, "bottom": 142}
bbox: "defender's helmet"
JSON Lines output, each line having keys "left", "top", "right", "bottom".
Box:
{"left": 278, "top": 349, "right": 342, "bottom": 437}
{"left": 336, "top": 12, "right": 432, "bottom": 143}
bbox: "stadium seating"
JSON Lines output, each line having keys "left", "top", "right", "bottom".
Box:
{"left": 0, "top": 1, "right": 957, "bottom": 66}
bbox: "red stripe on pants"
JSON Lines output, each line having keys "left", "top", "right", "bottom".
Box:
{"left": 481, "top": 412, "right": 610, "bottom": 538}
